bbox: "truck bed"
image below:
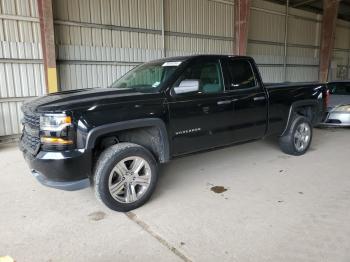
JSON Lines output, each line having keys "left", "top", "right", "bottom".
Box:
{"left": 265, "top": 82, "right": 322, "bottom": 89}
{"left": 264, "top": 81, "right": 327, "bottom": 136}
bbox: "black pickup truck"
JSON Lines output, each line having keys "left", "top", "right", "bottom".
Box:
{"left": 20, "top": 55, "right": 328, "bottom": 211}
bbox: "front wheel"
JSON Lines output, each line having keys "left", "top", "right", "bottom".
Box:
{"left": 94, "top": 143, "right": 158, "bottom": 212}
{"left": 279, "top": 115, "right": 313, "bottom": 156}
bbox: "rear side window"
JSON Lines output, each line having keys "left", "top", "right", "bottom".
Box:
{"left": 225, "top": 59, "right": 256, "bottom": 90}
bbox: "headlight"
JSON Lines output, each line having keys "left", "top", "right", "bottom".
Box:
{"left": 333, "top": 105, "right": 350, "bottom": 113}
{"left": 40, "top": 114, "right": 75, "bottom": 149}
{"left": 40, "top": 114, "right": 72, "bottom": 131}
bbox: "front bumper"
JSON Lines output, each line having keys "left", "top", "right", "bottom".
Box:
{"left": 320, "top": 111, "right": 350, "bottom": 127}
{"left": 31, "top": 170, "right": 90, "bottom": 191}
{"left": 23, "top": 149, "right": 92, "bottom": 191}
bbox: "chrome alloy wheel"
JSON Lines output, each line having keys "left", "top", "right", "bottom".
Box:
{"left": 294, "top": 122, "right": 311, "bottom": 152}
{"left": 108, "top": 156, "right": 152, "bottom": 203}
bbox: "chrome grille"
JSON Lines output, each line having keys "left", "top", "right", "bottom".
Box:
{"left": 23, "top": 112, "right": 40, "bottom": 128}
{"left": 20, "top": 110, "right": 41, "bottom": 155}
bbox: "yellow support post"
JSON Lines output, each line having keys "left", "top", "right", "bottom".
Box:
{"left": 38, "top": 0, "right": 58, "bottom": 93}
{"left": 47, "top": 67, "right": 58, "bottom": 93}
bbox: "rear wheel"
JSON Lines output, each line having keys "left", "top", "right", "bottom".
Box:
{"left": 94, "top": 143, "right": 158, "bottom": 212}
{"left": 279, "top": 115, "right": 313, "bottom": 156}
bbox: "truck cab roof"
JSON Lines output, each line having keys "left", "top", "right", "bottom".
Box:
{"left": 149, "top": 54, "right": 253, "bottom": 64}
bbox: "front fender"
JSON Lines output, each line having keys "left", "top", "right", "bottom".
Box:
{"left": 84, "top": 118, "right": 170, "bottom": 162}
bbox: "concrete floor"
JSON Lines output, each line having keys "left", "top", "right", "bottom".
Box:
{"left": 1, "top": 128, "right": 350, "bottom": 262}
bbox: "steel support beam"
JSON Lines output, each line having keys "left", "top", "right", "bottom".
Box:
{"left": 37, "top": 0, "right": 58, "bottom": 93}
{"left": 319, "top": 0, "right": 339, "bottom": 82}
{"left": 234, "top": 0, "right": 251, "bottom": 55}
{"left": 161, "top": 0, "right": 166, "bottom": 57}
{"left": 283, "top": 0, "right": 290, "bottom": 82}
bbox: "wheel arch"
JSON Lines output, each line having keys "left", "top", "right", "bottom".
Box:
{"left": 86, "top": 118, "right": 170, "bottom": 163}
{"left": 281, "top": 100, "right": 321, "bottom": 136}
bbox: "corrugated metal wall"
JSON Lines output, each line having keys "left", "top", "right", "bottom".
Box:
{"left": 54, "top": 0, "right": 164, "bottom": 90}
{"left": 0, "top": 0, "right": 45, "bottom": 137}
{"left": 164, "top": 0, "right": 234, "bottom": 57}
{"left": 331, "top": 19, "right": 350, "bottom": 80}
{"left": 53, "top": 0, "right": 234, "bottom": 91}
{"left": 248, "top": 0, "right": 321, "bottom": 83}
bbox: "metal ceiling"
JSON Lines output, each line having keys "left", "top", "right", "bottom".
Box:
{"left": 267, "top": 0, "right": 350, "bottom": 21}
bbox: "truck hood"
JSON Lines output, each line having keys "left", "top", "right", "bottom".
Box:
{"left": 23, "top": 88, "right": 164, "bottom": 113}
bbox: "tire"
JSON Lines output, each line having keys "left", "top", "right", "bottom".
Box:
{"left": 279, "top": 115, "right": 313, "bottom": 156}
{"left": 94, "top": 142, "right": 158, "bottom": 212}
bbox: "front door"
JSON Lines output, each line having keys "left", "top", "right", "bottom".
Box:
{"left": 168, "top": 57, "right": 236, "bottom": 155}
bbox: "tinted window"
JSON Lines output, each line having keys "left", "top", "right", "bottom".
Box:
{"left": 174, "top": 60, "right": 224, "bottom": 94}
{"left": 328, "top": 83, "right": 350, "bottom": 95}
{"left": 110, "top": 61, "right": 179, "bottom": 92}
{"left": 226, "top": 59, "right": 256, "bottom": 90}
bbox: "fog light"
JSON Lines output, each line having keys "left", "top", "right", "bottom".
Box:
{"left": 41, "top": 137, "right": 73, "bottom": 145}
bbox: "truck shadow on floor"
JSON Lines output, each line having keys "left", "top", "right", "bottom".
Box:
{"left": 152, "top": 129, "right": 337, "bottom": 200}
{"left": 152, "top": 138, "right": 278, "bottom": 200}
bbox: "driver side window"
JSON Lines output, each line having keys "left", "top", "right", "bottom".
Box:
{"left": 174, "top": 60, "right": 224, "bottom": 94}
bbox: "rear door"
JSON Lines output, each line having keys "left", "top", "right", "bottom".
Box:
{"left": 221, "top": 57, "right": 268, "bottom": 141}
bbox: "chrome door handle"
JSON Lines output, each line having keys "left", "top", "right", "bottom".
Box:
{"left": 217, "top": 100, "right": 232, "bottom": 105}
{"left": 217, "top": 99, "right": 239, "bottom": 105}
{"left": 253, "top": 96, "right": 266, "bottom": 101}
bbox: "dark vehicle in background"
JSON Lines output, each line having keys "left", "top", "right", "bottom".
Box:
{"left": 321, "top": 81, "right": 350, "bottom": 127}
{"left": 19, "top": 55, "right": 329, "bottom": 212}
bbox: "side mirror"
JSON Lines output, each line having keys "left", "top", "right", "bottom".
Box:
{"left": 173, "top": 80, "right": 200, "bottom": 95}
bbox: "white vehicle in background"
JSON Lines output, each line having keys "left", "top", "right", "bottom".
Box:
{"left": 321, "top": 81, "right": 350, "bottom": 127}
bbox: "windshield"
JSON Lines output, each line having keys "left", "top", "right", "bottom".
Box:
{"left": 110, "top": 61, "right": 181, "bottom": 92}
